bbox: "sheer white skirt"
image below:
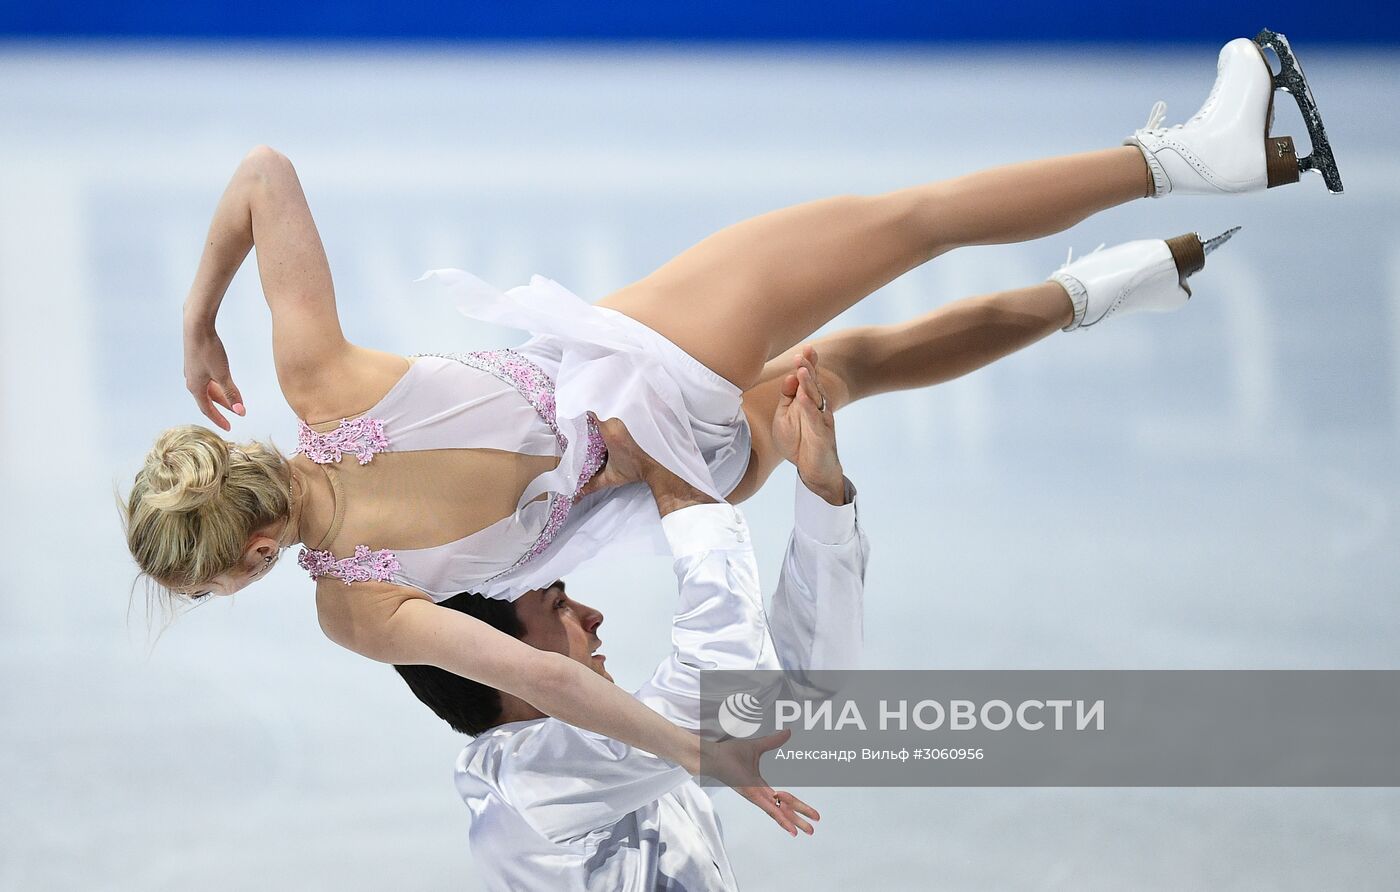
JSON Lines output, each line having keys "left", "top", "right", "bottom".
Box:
{"left": 418, "top": 270, "right": 753, "bottom": 600}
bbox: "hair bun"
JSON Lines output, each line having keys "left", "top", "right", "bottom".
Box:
{"left": 143, "top": 425, "right": 232, "bottom": 512}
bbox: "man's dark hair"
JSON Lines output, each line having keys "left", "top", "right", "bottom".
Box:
{"left": 393, "top": 591, "right": 524, "bottom": 736}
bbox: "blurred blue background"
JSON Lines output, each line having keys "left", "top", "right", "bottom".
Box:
{"left": 2, "top": 4, "right": 1399, "bottom": 892}
{"left": 2, "top": 0, "right": 1398, "bottom": 43}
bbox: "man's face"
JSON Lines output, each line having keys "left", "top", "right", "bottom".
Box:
{"left": 515, "top": 581, "right": 612, "bottom": 682}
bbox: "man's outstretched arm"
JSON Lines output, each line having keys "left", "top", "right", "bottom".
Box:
{"left": 488, "top": 419, "right": 787, "bottom": 844}
{"left": 609, "top": 418, "right": 777, "bottom": 727}
{"left": 767, "top": 346, "right": 870, "bottom": 672}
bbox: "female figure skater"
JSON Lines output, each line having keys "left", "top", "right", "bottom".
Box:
{"left": 122, "top": 34, "right": 1337, "bottom": 827}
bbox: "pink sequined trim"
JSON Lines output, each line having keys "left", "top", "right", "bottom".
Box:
{"left": 298, "top": 544, "right": 402, "bottom": 585}
{"left": 295, "top": 417, "right": 389, "bottom": 465}
{"left": 419, "top": 349, "right": 608, "bottom": 582}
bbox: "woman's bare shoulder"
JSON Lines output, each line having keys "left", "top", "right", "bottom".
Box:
{"left": 313, "top": 575, "right": 432, "bottom": 657}
{"left": 314, "top": 576, "right": 429, "bottom": 614}
{"left": 288, "top": 345, "right": 417, "bottom": 426}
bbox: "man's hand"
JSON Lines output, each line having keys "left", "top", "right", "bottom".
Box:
{"left": 575, "top": 413, "right": 655, "bottom": 499}
{"left": 772, "top": 346, "right": 845, "bottom": 505}
{"left": 704, "top": 731, "right": 820, "bottom": 837}
{"left": 575, "top": 415, "right": 716, "bottom": 515}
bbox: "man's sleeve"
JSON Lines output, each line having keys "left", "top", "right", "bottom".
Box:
{"left": 490, "top": 502, "right": 774, "bottom": 843}
{"left": 631, "top": 502, "right": 777, "bottom": 727}
{"left": 483, "top": 722, "right": 693, "bottom": 845}
{"left": 768, "top": 478, "right": 870, "bottom": 672}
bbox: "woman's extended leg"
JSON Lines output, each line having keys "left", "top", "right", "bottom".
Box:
{"left": 600, "top": 34, "right": 1335, "bottom": 391}
{"left": 598, "top": 147, "right": 1149, "bottom": 390}
{"left": 726, "top": 280, "right": 1074, "bottom": 503}
{"left": 726, "top": 220, "right": 1221, "bottom": 502}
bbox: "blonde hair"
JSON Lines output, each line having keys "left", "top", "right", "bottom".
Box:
{"left": 122, "top": 425, "right": 291, "bottom": 598}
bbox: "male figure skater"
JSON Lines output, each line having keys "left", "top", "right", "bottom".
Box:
{"left": 396, "top": 356, "right": 868, "bottom": 890}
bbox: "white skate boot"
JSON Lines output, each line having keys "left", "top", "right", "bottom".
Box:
{"left": 1127, "top": 29, "right": 1343, "bottom": 196}
{"left": 1052, "top": 227, "right": 1239, "bottom": 332}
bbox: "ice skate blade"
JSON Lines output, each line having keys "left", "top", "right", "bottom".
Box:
{"left": 1164, "top": 227, "right": 1238, "bottom": 297}
{"left": 1202, "top": 226, "right": 1241, "bottom": 256}
{"left": 1254, "top": 28, "right": 1344, "bottom": 194}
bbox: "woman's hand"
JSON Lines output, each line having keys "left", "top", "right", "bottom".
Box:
{"left": 178, "top": 147, "right": 349, "bottom": 429}
{"left": 705, "top": 730, "right": 820, "bottom": 837}
{"left": 183, "top": 322, "right": 245, "bottom": 431}
{"left": 771, "top": 346, "right": 844, "bottom": 503}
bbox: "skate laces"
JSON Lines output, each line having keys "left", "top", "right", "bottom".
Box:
{"left": 1142, "top": 100, "right": 1168, "bottom": 130}
{"left": 1061, "top": 243, "right": 1106, "bottom": 268}
{"left": 1141, "top": 55, "right": 1224, "bottom": 134}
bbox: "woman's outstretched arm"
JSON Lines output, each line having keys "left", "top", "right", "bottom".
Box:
{"left": 316, "top": 585, "right": 700, "bottom": 769}
{"left": 182, "top": 145, "right": 351, "bottom": 428}
{"left": 315, "top": 582, "right": 810, "bottom": 834}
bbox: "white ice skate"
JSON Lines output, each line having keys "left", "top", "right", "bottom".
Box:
{"left": 1127, "top": 29, "right": 1343, "bottom": 196}
{"left": 1052, "top": 228, "right": 1239, "bottom": 332}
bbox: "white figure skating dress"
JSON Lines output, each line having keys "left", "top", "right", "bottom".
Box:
{"left": 295, "top": 271, "right": 752, "bottom": 601}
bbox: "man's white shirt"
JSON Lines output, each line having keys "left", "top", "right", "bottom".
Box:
{"left": 455, "top": 480, "right": 869, "bottom": 891}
